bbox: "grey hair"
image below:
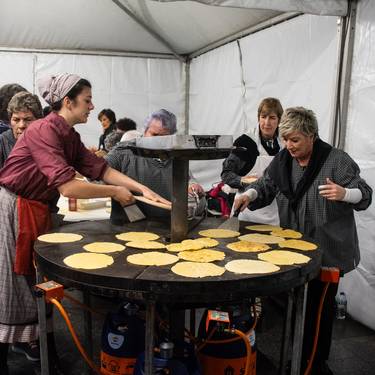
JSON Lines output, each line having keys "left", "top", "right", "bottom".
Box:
{"left": 144, "top": 109, "right": 177, "bottom": 135}
{"left": 7, "top": 91, "right": 43, "bottom": 119}
{"left": 279, "top": 107, "right": 319, "bottom": 139}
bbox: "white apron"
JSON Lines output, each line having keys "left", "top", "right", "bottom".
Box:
{"left": 234, "top": 128, "right": 281, "bottom": 225}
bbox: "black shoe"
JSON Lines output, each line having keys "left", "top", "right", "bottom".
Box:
{"left": 12, "top": 340, "right": 40, "bottom": 361}
{"left": 311, "top": 360, "right": 334, "bottom": 375}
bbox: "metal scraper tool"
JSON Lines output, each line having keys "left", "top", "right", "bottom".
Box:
{"left": 123, "top": 203, "right": 146, "bottom": 222}
{"left": 217, "top": 208, "right": 241, "bottom": 231}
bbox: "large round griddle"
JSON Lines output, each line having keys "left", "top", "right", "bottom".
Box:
{"left": 34, "top": 218, "right": 321, "bottom": 306}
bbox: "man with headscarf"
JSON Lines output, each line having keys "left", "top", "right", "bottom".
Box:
{"left": 106, "top": 109, "right": 206, "bottom": 224}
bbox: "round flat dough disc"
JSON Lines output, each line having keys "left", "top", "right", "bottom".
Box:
{"left": 115, "top": 232, "right": 159, "bottom": 242}
{"left": 127, "top": 251, "right": 178, "bottom": 266}
{"left": 193, "top": 238, "right": 219, "bottom": 248}
{"left": 166, "top": 242, "right": 192, "bottom": 252}
{"left": 83, "top": 242, "right": 125, "bottom": 253}
{"left": 225, "top": 259, "right": 280, "bottom": 274}
{"left": 239, "top": 233, "right": 284, "bottom": 244}
{"left": 245, "top": 224, "right": 282, "bottom": 232}
{"left": 178, "top": 249, "right": 225, "bottom": 263}
{"left": 270, "top": 229, "right": 302, "bottom": 239}
{"left": 171, "top": 262, "right": 225, "bottom": 278}
{"left": 38, "top": 233, "right": 83, "bottom": 243}
{"left": 126, "top": 241, "right": 166, "bottom": 250}
{"left": 64, "top": 253, "right": 113, "bottom": 269}
{"left": 181, "top": 239, "right": 204, "bottom": 250}
{"left": 227, "top": 241, "right": 270, "bottom": 252}
{"left": 258, "top": 250, "right": 311, "bottom": 265}
{"left": 279, "top": 239, "right": 317, "bottom": 251}
{"left": 198, "top": 229, "right": 240, "bottom": 238}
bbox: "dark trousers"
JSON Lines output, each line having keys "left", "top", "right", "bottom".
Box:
{"left": 301, "top": 279, "right": 338, "bottom": 369}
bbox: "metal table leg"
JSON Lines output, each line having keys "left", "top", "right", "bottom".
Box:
{"left": 169, "top": 309, "right": 186, "bottom": 358}
{"left": 291, "top": 283, "right": 308, "bottom": 375}
{"left": 145, "top": 299, "right": 156, "bottom": 375}
{"left": 36, "top": 270, "right": 49, "bottom": 375}
{"left": 190, "top": 309, "right": 196, "bottom": 337}
{"left": 279, "top": 291, "right": 294, "bottom": 375}
{"left": 83, "top": 290, "right": 93, "bottom": 375}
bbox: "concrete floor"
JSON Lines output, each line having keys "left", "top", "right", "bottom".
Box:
{"left": 7, "top": 290, "right": 375, "bottom": 375}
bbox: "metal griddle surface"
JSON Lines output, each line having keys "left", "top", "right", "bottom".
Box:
{"left": 34, "top": 218, "right": 321, "bottom": 305}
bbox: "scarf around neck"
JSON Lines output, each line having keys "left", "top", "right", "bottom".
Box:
{"left": 268, "top": 138, "right": 332, "bottom": 211}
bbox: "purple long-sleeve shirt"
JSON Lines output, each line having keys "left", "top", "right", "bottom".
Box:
{"left": 0, "top": 112, "right": 108, "bottom": 203}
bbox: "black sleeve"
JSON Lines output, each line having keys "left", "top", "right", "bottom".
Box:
{"left": 221, "top": 135, "right": 259, "bottom": 189}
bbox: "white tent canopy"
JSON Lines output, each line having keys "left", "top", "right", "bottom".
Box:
{"left": 1, "top": 0, "right": 374, "bottom": 330}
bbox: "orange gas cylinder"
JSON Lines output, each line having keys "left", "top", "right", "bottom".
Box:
{"left": 198, "top": 309, "right": 257, "bottom": 375}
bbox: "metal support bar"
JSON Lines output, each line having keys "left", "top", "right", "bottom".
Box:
{"left": 331, "top": 0, "right": 358, "bottom": 149}
{"left": 35, "top": 275, "right": 50, "bottom": 375}
{"left": 145, "top": 299, "right": 156, "bottom": 375}
{"left": 171, "top": 159, "right": 189, "bottom": 242}
{"left": 291, "top": 283, "right": 308, "bottom": 375}
{"left": 190, "top": 309, "right": 196, "bottom": 337}
{"left": 279, "top": 291, "right": 294, "bottom": 375}
{"left": 0, "top": 46, "right": 177, "bottom": 60}
{"left": 83, "top": 290, "right": 93, "bottom": 375}
{"left": 184, "top": 60, "right": 190, "bottom": 135}
{"left": 169, "top": 309, "right": 186, "bottom": 358}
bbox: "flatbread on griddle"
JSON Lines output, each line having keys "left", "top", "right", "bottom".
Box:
{"left": 63, "top": 253, "right": 113, "bottom": 269}
{"left": 178, "top": 249, "right": 225, "bottom": 263}
{"left": 245, "top": 224, "right": 282, "bottom": 232}
{"left": 181, "top": 239, "right": 204, "bottom": 250}
{"left": 258, "top": 250, "right": 311, "bottom": 265}
{"left": 193, "top": 238, "right": 219, "bottom": 248}
{"left": 83, "top": 242, "right": 125, "bottom": 253}
{"left": 226, "top": 241, "right": 270, "bottom": 252}
{"left": 198, "top": 229, "right": 240, "bottom": 238}
{"left": 126, "top": 251, "right": 178, "bottom": 266}
{"left": 278, "top": 239, "right": 317, "bottom": 251}
{"left": 270, "top": 229, "right": 302, "bottom": 239}
{"left": 38, "top": 233, "right": 83, "bottom": 243}
{"left": 126, "top": 241, "right": 166, "bottom": 250}
{"left": 239, "top": 233, "right": 284, "bottom": 244}
{"left": 115, "top": 232, "right": 159, "bottom": 242}
{"left": 225, "top": 259, "right": 280, "bottom": 274}
{"left": 171, "top": 262, "right": 225, "bottom": 278}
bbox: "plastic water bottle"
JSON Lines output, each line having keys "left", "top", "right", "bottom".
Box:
{"left": 335, "top": 292, "right": 347, "bottom": 320}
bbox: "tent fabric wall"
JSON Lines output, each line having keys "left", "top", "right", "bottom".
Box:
{"left": 339, "top": 0, "right": 375, "bottom": 331}
{"left": 189, "top": 14, "right": 338, "bottom": 190}
{"left": 0, "top": 52, "right": 185, "bottom": 147}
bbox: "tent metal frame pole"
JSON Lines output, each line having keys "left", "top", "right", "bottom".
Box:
{"left": 331, "top": 0, "right": 357, "bottom": 149}
{"left": 0, "top": 46, "right": 177, "bottom": 60}
{"left": 111, "top": 0, "right": 186, "bottom": 63}
{"left": 188, "top": 12, "right": 301, "bottom": 59}
{"left": 184, "top": 60, "right": 190, "bottom": 135}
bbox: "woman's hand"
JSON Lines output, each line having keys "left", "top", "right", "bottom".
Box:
{"left": 112, "top": 186, "right": 135, "bottom": 206}
{"left": 141, "top": 187, "right": 171, "bottom": 207}
{"left": 318, "top": 178, "right": 346, "bottom": 201}
{"left": 188, "top": 183, "right": 205, "bottom": 196}
{"left": 234, "top": 194, "right": 251, "bottom": 212}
